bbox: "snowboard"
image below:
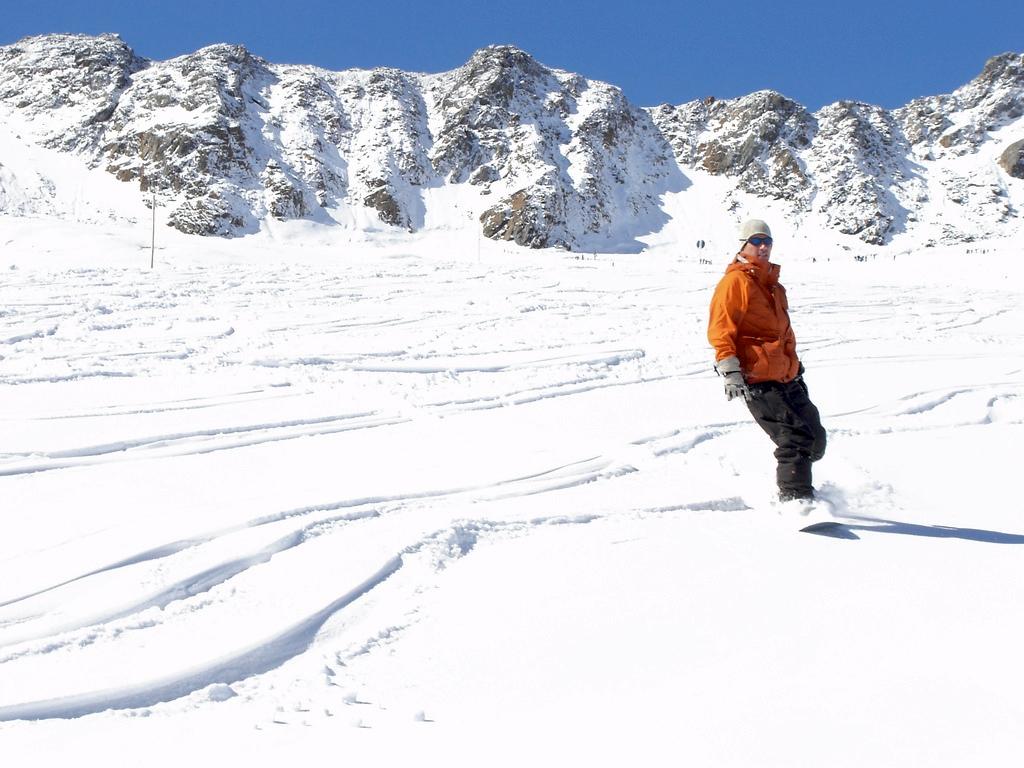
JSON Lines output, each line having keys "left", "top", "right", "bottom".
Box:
{"left": 799, "top": 519, "right": 846, "bottom": 534}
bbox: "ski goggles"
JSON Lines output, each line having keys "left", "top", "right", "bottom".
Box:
{"left": 746, "top": 236, "right": 773, "bottom": 246}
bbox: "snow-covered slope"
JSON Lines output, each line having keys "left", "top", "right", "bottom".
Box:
{"left": 1, "top": 33, "right": 1022, "bottom": 251}
{"left": 0, "top": 218, "right": 1022, "bottom": 764}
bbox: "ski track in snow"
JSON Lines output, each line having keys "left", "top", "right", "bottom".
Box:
{"left": 1, "top": 252, "right": 1022, "bottom": 728}
{"left": 0, "top": 496, "right": 752, "bottom": 721}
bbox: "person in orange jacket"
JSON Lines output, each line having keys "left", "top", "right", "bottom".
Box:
{"left": 707, "top": 218, "right": 826, "bottom": 502}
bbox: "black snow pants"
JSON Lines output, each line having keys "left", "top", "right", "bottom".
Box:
{"left": 745, "top": 377, "right": 827, "bottom": 500}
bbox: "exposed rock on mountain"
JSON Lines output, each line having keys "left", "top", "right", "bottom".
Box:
{"left": 426, "top": 46, "right": 675, "bottom": 249}
{"left": 806, "top": 101, "right": 918, "bottom": 244}
{"left": 1000, "top": 139, "right": 1024, "bottom": 177}
{"left": 0, "top": 33, "right": 146, "bottom": 152}
{"left": 0, "top": 34, "right": 1021, "bottom": 249}
{"left": 652, "top": 91, "right": 814, "bottom": 204}
{"left": 899, "top": 53, "right": 1024, "bottom": 155}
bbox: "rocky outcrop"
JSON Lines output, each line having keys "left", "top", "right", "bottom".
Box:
{"left": 999, "top": 139, "right": 1024, "bottom": 177}
{"left": 427, "top": 46, "right": 555, "bottom": 185}
{"left": 807, "top": 101, "right": 916, "bottom": 244}
{"left": 898, "top": 53, "right": 1024, "bottom": 156}
{"left": 651, "top": 92, "right": 920, "bottom": 243}
{"left": 91, "top": 43, "right": 276, "bottom": 235}
{"left": 0, "top": 35, "right": 1022, "bottom": 248}
{"left": 651, "top": 53, "right": 1024, "bottom": 246}
{"left": 428, "top": 46, "right": 674, "bottom": 249}
{"left": 0, "top": 33, "right": 146, "bottom": 152}
{"left": 480, "top": 184, "right": 562, "bottom": 247}
{"left": 652, "top": 91, "right": 814, "bottom": 204}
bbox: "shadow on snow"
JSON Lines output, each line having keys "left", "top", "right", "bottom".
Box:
{"left": 843, "top": 516, "right": 1024, "bottom": 544}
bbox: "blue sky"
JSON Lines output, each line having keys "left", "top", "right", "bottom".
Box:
{"left": 4, "top": 0, "right": 1022, "bottom": 110}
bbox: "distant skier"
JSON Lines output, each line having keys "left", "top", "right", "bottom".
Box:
{"left": 707, "top": 219, "right": 826, "bottom": 502}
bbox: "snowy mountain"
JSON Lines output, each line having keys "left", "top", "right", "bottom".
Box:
{"left": 1, "top": 33, "right": 1022, "bottom": 250}
{"left": 2, "top": 36, "right": 1024, "bottom": 768}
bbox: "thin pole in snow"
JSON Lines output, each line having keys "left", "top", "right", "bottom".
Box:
{"left": 150, "top": 187, "right": 156, "bottom": 269}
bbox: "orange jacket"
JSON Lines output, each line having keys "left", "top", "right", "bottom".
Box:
{"left": 707, "top": 259, "right": 800, "bottom": 384}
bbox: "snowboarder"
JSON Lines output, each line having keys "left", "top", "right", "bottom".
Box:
{"left": 707, "top": 219, "right": 827, "bottom": 501}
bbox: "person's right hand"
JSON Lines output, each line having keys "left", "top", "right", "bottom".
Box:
{"left": 715, "top": 355, "right": 752, "bottom": 402}
{"left": 723, "top": 371, "right": 752, "bottom": 401}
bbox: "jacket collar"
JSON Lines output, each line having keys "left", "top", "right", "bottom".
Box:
{"left": 727, "top": 258, "right": 780, "bottom": 286}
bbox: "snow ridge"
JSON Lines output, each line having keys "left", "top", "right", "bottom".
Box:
{"left": 1, "top": 34, "right": 1022, "bottom": 250}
